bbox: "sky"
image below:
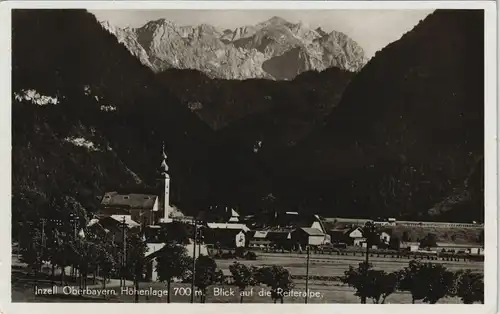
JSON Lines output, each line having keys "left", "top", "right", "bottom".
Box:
{"left": 90, "top": 10, "right": 434, "bottom": 58}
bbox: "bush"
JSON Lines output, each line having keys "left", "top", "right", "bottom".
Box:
{"left": 245, "top": 251, "right": 257, "bottom": 260}
{"left": 235, "top": 247, "right": 246, "bottom": 257}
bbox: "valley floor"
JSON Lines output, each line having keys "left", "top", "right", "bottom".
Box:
{"left": 11, "top": 252, "right": 483, "bottom": 304}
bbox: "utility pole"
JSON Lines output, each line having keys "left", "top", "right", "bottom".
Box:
{"left": 198, "top": 227, "right": 202, "bottom": 257}
{"left": 121, "top": 216, "right": 127, "bottom": 289}
{"left": 40, "top": 218, "right": 46, "bottom": 264}
{"left": 362, "top": 222, "right": 375, "bottom": 304}
{"left": 305, "top": 245, "right": 310, "bottom": 304}
{"left": 69, "top": 214, "right": 79, "bottom": 282}
{"left": 190, "top": 220, "right": 197, "bottom": 303}
{"left": 17, "top": 222, "right": 22, "bottom": 259}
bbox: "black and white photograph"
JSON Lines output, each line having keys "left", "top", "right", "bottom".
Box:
{"left": 2, "top": 0, "right": 497, "bottom": 309}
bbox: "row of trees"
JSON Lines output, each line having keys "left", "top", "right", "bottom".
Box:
{"left": 341, "top": 260, "right": 484, "bottom": 304}
{"left": 18, "top": 215, "right": 148, "bottom": 299}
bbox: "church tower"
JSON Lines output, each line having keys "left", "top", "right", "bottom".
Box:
{"left": 158, "top": 142, "right": 171, "bottom": 223}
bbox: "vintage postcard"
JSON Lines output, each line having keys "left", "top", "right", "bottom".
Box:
{"left": 0, "top": 1, "right": 497, "bottom": 313}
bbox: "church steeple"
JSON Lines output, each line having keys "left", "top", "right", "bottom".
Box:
{"left": 158, "top": 142, "right": 171, "bottom": 223}
{"left": 159, "top": 142, "right": 169, "bottom": 178}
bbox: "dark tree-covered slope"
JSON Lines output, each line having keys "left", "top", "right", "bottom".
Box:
{"left": 272, "top": 9, "right": 484, "bottom": 222}
{"left": 11, "top": 9, "right": 219, "bottom": 218}
{"left": 157, "top": 67, "right": 354, "bottom": 151}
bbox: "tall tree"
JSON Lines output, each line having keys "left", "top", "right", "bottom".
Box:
{"left": 156, "top": 243, "right": 193, "bottom": 303}
{"left": 97, "top": 242, "right": 117, "bottom": 289}
{"left": 452, "top": 270, "right": 484, "bottom": 304}
{"left": 254, "top": 265, "right": 294, "bottom": 303}
{"left": 125, "top": 233, "right": 148, "bottom": 302}
{"left": 229, "top": 262, "right": 257, "bottom": 303}
{"left": 419, "top": 233, "right": 438, "bottom": 249}
{"left": 341, "top": 262, "right": 398, "bottom": 304}
{"left": 194, "top": 255, "right": 219, "bottom": 303}
{"left": 398, "top": 260, "right": 455, "bottom": 303}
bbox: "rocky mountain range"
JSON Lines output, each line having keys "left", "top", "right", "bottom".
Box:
{"left": 100, "top": 16, "right": 366, "bottom": 80}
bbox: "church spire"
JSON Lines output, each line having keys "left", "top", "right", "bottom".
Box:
{"left": 159, "top": 141, "right": 169, "bottom": 178}
{"left": 158, "top": 141, "right": 171, "bottom": 223}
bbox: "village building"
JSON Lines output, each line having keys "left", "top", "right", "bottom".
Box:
{"left": 86, "top": 214, "right": 140, "bottom": 243}
{"left": 379, "top": 231, "right": 391, "bottom": 245}
{"left": 206, "top": 222, "right": 250, "bottom": 232}
{"left": 248, "top": 230, "right": 271, "bottom": 248}
{"left": 341, "top": 227, "right": 365, "bottom": 246}
{"left": 99, "top": 192, "right": 159, "bottom": 225}
{"left": 144, "top": 240, "right": 208, "bottom": 282}
{"left": 433, "top": 242, "right": 484, "bottom": 255}
{"left": 204, "top": 206, "right": 241, "bottom": 223}
{"left": 328, "top": 228, "right": 351, "bottom": 244}
{"left": 265, "top": 229, "right": 293, "bottom": 250}
{"left": 292, "top": 227, "right": 327, "bottom": 247}
{"left": 204, "top": 228, "right": 247, "bottom": 249}
{"left": 228, "top": 208, "right": 240, "bottom": 222}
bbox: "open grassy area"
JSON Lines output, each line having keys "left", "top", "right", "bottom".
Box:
{"left": 215, "top": 252, "right": 483, "bottom": 277}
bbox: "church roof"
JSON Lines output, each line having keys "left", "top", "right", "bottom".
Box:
{"left": 101, "top": 192, "right": 158, "bottom": 210}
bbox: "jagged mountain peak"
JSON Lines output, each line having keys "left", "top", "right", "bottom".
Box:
{"left": 99, "top": 15, "right": 367, "bottom": 79}
{"left": 258, "top": 16, "right": 291, "bottom": 27}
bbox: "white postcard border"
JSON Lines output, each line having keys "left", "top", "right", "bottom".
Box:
{"left": 0, "top": 1, "right": 497, "bottom": 314}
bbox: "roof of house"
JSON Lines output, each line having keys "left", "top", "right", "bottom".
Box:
{"left": 101, "top": 192, "right": 158, "bottom": 210}
{"left": 206, "top": 228, "right": 245, "bottom": 238}
{"left": 345, "top": 227, "right": 364, "bottom": 236}
{"left": 145, "top": 243, "right": 166, "bottom": 258}
{"left": 105, "top": 215, "right": 140, "bottom": 228}
{"left": 298, "top": 227, "right": 325, "bottom": 236}
{"left": 252, "top": 230, "right": 268, "bottom": 238}
{"left": 266, "top": 230, "right": 292, "bottom": 240}
{"left": 87, "top": 218, "right": 100, "bottom": 227}
{"left": 207, "top": 222, "right": 249, "bottom": 232}
{"left": 329, "top": 228, "right": 350, "bottom": 233}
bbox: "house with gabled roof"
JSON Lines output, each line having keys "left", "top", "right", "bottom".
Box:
{"left": 292, "top": 227, "right": 327, "bottom": 247}
{"left": 99, "top": 192, "right": 159, "bottom": 225}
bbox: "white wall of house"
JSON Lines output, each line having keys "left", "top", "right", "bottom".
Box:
{"left": 354, "top": 238, "right": 366, "bottom": 246}
{"left": 379, "top": 232, "right": 391, "bottom": 244}
{"left": 151, "top": 258, "right": 158, "bottom": 281}
{"left": 235, "top": 231, "right": 246, "bottom": 248}
{"left": 308, "top": 235, "right": 324, "bottom": 246}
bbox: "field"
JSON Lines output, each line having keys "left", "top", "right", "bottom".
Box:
{"left": 215, "top": 252, "right": 483, "bottom": 277}
{"left": 12, "top": 252, "right": 483, "bottom": 303}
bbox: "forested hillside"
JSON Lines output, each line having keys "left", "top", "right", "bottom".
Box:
{"left": 272, "top": 10, "right": 484, "bottom": 221}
